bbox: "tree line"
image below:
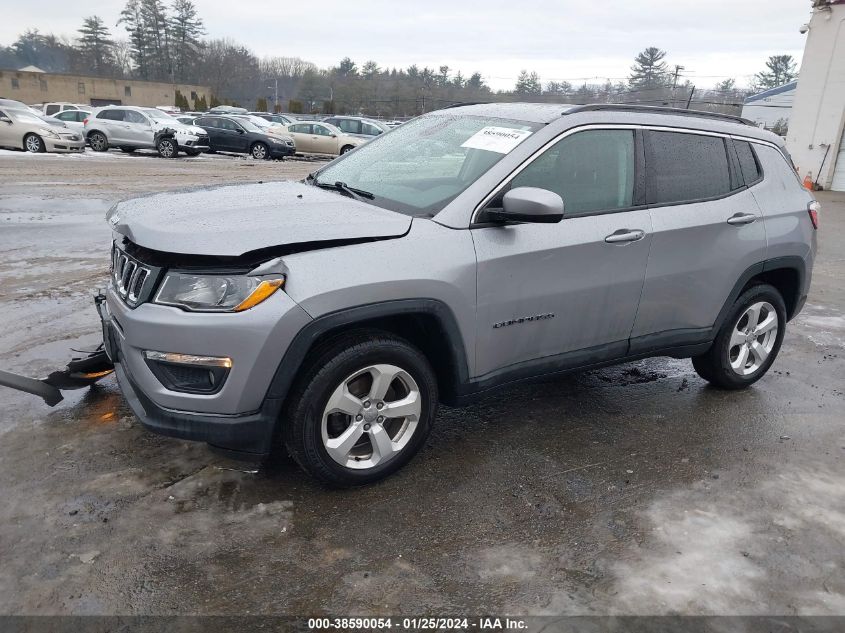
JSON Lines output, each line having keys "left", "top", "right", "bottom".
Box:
{"left": 0, "top": 4, "right": 799, "bottom": 118}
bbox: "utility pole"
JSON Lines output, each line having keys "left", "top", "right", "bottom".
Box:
{"left": 685, "top": 85, "right": 696, "bottom": 109}
{"left": 672, "top": 65, "right": 685, "bottom": 107}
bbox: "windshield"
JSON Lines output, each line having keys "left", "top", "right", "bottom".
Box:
{"left": 240, "top": 116, "right": 271, "bottom": 129}
{"left": 313, "top": 114, "right": 540, "bottom": 216}
{"left": 8, "top": 109, "right": 47, "bottom": 126}
{"left": 238, "top": 119, "right": 262, "bottom": 133}
{"left": 143, "top": 108, "right": 174, "bottom": 121}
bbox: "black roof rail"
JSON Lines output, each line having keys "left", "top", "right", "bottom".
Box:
{"left": 565, "top": 104, "right": 755, "bottom": 126}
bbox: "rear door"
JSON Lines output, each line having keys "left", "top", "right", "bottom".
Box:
{"left": 471, "top": 127, "right": 652, "bottom": 376}
{"left": 195, "top": 117, "right": 223, "bottom": 149}
{"left": 0, "top": 109, "right": 15, "bottom": 147}
{"left": 629, "top": 129, "right": 767, "bottom": 352}
{"left": 288, "top": 124, "right": 314, "bottom": 152}
{"left": 98, "top": 109, "right": 128, "bottom": 144}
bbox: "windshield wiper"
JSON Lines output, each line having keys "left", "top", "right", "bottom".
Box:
{"left": 314, "top": 180, "right": 374, "bottom": 200}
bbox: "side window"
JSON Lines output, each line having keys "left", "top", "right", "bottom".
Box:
{"left": 45, "top": 104, "right": 59, "bottom": 116}
{"left": 337, "top": 119, "right": 360, "bottom": 134}
{"left": 292, "top": 124, "right": 312, "bottom": 134}
{"left": 125, "top": 110, "right": 148, "bottom": 124}
{"left": 645, "top": 131, "right": 731, "bottom": 204}
{"left": 98, "top": 109, "right": 124, "bottom": 121}
{"left": 734, "top": 141, "right": 762, "bottom": 185}
{"left": 510, "top": 129, "right": 635, "bottom": 216}
{"left": 313, "top": 125, "right": 333, "bottom": 136}
{"left": 55, "top": 111, "right": 74, "bottom": 121}
{"left": 362, "top": 122, "right": 382, "bottom": 135}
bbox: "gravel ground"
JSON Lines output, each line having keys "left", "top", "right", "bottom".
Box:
{"left": 0, "top": 149, "right": 843, "bottom": 619}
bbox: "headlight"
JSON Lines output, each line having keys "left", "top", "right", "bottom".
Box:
{"left": 154, "top": 273, "right": 284, "bottom": 312}
{"left": 269, "top": 137, "right": 284, "bottom": 144}
{"left": 42, "top": 128, "right": 61, "bottom": 139}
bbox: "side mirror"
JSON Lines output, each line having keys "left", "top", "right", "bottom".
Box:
{"left": 0, "top": 116, "right": 11, "bottom": 124}
{"left": 237, "top": 128, "right": 245, "bottom": 134}
{"left": 330, "top": 134, "right": 337, "bottom": 138}
{"left": 485, "top": 187, "right": 564, "bottom": 224}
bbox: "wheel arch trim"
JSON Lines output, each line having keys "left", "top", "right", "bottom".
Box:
{"left": 264, "top": 298, "right": 470, "bottom": 404}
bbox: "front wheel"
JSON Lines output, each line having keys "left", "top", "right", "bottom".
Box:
{"left": 692, "top": 283, "right": 787, "bottom": 389}
{"left": 184, "top": 149, "right": 201, "bottom": 157}
{"left": 282, "top": 332, "right": 438, "bottom": 487}
{"left": 156, "top": 137, "right": 178, "bottom": 158}
{"left": 340, "top": 145, "right": 355, "bottom": 155}
{"left": 24, "top": 133, "right": 45, "bottom": 153}
{"left": 251, "top": 142, "right": 269, "bottom": 160}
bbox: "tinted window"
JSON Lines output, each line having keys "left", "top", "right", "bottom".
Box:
{"left": 125, "top": 110, "right": 148, "bottom": 124}
{"left": 336, "top": 119, "right": 361, "bottom": 134}
{"left": 510, "top": 129, "right": 635, "bottom": 216}
{"left": 362, "top": 122, "right": 382, "bottom": 136}
{"left": 45, "top": 105, "right": 60, "bottom": 115}
{"left": 98, "top": 109, "right": 125, "bottom": 121}
{"left": 645, "top": 131, "right": 730, "bottom": 204}
{"left": 735, "top": 141, "right": 762, "bottom": 185}
{"left": 290, "top": 124, "right": 312, "bottom": 134}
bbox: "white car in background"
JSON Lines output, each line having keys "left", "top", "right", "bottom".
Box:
{"left": 48, "top": 109, "right": 92, "bottom": 134}
{"left": 283, "top": 121, "right": 367, "bottom": 155}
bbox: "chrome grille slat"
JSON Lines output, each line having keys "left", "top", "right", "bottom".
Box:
{"left": 110, "top": 245, "right": 153, "bottom": 308}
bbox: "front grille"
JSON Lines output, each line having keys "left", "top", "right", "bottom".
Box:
{"left": 111, "top": 244, "right": 159, "bottom": 308}
{"left": 196, "top": 135, "right": 209, "bottom": 145}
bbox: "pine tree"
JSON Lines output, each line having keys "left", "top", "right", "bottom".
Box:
{"left": 118, "top": 0, "right": 148, "bottom": 79}
{"left": 170, "top": 0, "right": 204, "bottom": 82}
{"left": 629, "top": 47, "right": 669, "bottom": 90}
{"left": 77, "top": 16, "right": 115, "bottom": 75}
{"left": 514, "top": 70, "right": 542, "bottom": 96}
{"left": 753, "top": 55, "right": 797, "bottom": 90}
{"left": 141, "top": 0, "right": 172, "bottom": 81}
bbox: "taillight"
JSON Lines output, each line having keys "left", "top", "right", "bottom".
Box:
{"left": 808, "top": 200, "right": 820, "bottom": 230}
{"left": 83, "top": 118, "right": 88, "bottom": 125}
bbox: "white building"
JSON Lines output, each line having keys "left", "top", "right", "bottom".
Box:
{"left": 742, "top": 81, "right": 797, "bottom": 131}
{"left": 787, "top": 0, "right": 845, "bottom": 191}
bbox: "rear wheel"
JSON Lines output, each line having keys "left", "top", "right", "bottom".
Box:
{"left": 692, "top": 284, "right": 786, "bottom": 389}
{"left": 24, "top": 133, "right": 45, "bottom": 153}
{"left": 88, "top": 132, "right": 108, "bottom": 152}
{"left": 251, "top": 142, "right": 269, "bottom": 159}
{"left": 282, "top": 331, "right": 438, "bottom": 487}
{"left": 156, "top": 137, "right": 178, "bottom": 158}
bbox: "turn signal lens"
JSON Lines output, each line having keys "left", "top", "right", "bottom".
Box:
{"left": 808, "top": 200, "right": 820, "bottom": 230}
{"left": 233, "top": 278, "right": 285, "bottom": 312}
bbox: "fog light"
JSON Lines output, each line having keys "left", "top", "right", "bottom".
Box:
{"left": 143, "top": 351, "right": 232, "bottom": 394}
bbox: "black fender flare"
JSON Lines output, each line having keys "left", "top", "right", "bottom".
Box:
{"left": 263, "top": 299, "right": 470, "bottom": 405}
{"left": 710, "top": 255, "right": 807, "bottom": 337}
{"left": 154, "top": 127, "right": 178, "bottom": 145}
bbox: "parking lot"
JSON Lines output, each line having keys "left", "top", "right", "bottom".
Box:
{"left": 0, "top": 149, "right": 843, "bottom": 616}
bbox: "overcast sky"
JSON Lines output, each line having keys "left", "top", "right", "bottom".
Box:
{"left": 3, "top": 0, "right": 812, "bottom": 90}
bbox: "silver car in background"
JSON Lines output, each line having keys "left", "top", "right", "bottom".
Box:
{"left": 0, "top": 107, "right": 85, "bottom": 153}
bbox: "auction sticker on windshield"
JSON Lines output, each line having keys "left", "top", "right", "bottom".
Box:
{"left": 461, "top": 126, "right": 532, "bottom": 154}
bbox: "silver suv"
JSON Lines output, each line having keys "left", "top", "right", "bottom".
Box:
{"left": 101, "top": 103, "right": 817, "bottom": 486}
{"left": 85, "top": 106, "right": 209, "bottom": 157}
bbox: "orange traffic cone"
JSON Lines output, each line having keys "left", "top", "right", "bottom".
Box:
{"left": 803, "top": 172, "right": 814, "bottom": 190}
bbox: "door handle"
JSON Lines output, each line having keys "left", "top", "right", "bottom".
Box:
{"left": 727, "top": 212, "right": 757, "bottom": 226}
{"left": 605, "top": 229, "right": 645, "bottom": 244}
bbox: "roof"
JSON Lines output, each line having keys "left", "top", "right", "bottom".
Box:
{"left": 18, "top": 65, "right": 45, "bottom": 73}
{"left": 744, "top": 81, "right": 798, "bottom": 104}
{"left": 437, "top": 102, "right": 570, "bottom": 123}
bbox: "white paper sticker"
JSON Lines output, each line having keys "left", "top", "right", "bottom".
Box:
{"left": 461, "top": 126, "right": 532, "bottom": 154}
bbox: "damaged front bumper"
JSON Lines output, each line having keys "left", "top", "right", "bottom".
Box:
{"left": 0, "top": 293, "right": 115, "bottom": 405}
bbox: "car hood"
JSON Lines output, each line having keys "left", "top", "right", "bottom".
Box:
{"left": 106, "top": 180, "right": 411, "bottom": 257}
{"left": 152, "top": 120, "right": 205, "bottom": 135}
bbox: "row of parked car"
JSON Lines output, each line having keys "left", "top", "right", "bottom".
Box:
{"left": 0, "top": 98, "right": 397, "bottom": 160}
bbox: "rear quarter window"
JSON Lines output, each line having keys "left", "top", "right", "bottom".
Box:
{"left": 645, "top": 131, "right": 731, "bottom": 205}
{"left": 734, "top": 140, "right": 763, "bottom": 185}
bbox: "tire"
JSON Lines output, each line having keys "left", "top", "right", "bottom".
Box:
{"left": 340, "top": 145, "right": 355, "bottom": 155}
{"left": 282, "top": 331, "right": 438, "bottom": 487}
{"left": 156, "top": 137, "right": 178, "bottom": 158}
{"left": 120, "top": 147, "right": 136, "bottom": 153}
{"left": 184, "top": 149, "right": 201, "bottom": 157}
{"left": 88, "top": 132, "right": 108, "bottom": 152}
{"left": 24, "top": 133, "right": 45, "bottom": 153}
{"left": 251, "top": 142, "right": 269, "bottom": 160}
{"left": 692, "top": 283, "right": 787, "bottom": 390}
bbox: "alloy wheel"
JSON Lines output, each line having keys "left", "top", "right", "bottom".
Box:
{"left": 25, "top": 135, "right": 43, "bottom": 153}
{"left": 252, "top": 144, "right": 267, "bottom": 159}
{"left": 90, "top": 134, "right": 107, "bottom": 151}
{"left": 321, "top": 364, "right": 422, "bottom": 470}
{"left": 158, "top": 139, "right": 175, "bottom": 158}
{"left": 728, "top": 301, "right": 778, "bottom": 376}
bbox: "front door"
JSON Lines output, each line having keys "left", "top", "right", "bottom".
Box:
{"left": 630, "top": 130, "right": 767, "bottom": 350}
{"left": 311, "top": 123, "right": 340, "bottom": 154}
{"left": 471, "top": 128, "right": 651, "bottom": 377}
